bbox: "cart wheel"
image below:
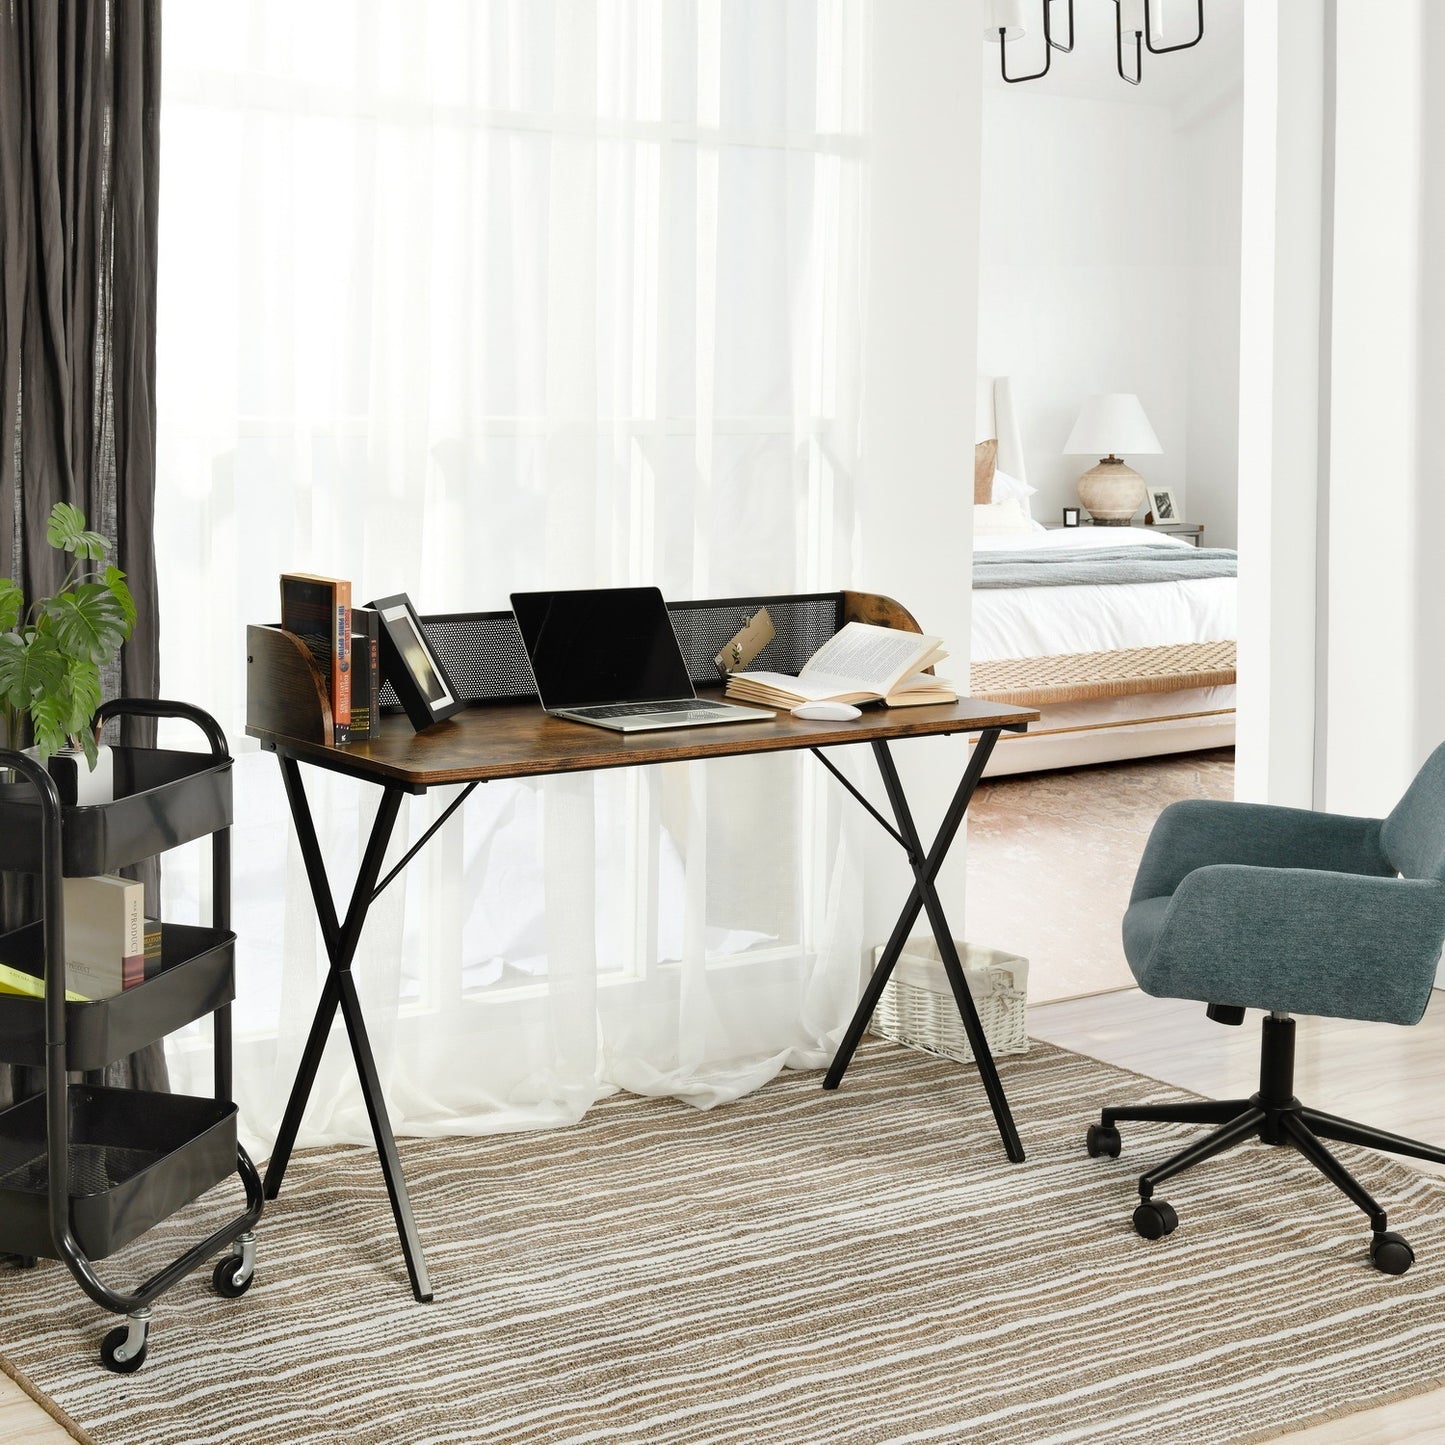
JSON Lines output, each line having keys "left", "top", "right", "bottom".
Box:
{"left": 100, "top": 1320, "right": 149, "bottom": 1374}
{"left": 212, "top": 1253, "right": 255, "bottom": 1298}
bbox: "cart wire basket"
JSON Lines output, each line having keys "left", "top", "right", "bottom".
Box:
{"left": 870, "top": 939, "right": 1029, "bottom": 1063}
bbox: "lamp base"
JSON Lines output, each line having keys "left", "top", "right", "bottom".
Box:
{"left": 1077, "top": 457, "right": 1145, "bottom": 525}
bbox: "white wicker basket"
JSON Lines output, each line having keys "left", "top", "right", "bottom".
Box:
{"left": 870, "top": 939, "right": 1029, "bottom": 1063}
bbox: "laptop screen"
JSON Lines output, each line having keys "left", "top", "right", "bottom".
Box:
{"left": 511, "top": 587, "right": 697, "bottom": 711}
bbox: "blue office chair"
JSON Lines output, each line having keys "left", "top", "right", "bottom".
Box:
{"left": 1087, "top": 744, "right": 1445, "bottom": 1273}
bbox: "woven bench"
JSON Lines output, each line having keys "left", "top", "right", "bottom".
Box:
{"left": 969, "top": 640, "right": 1235, "bottom": 708}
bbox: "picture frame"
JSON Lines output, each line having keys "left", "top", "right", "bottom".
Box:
{"left": 1146, "top": 486, "right": 1180, "bottom": 524}
{"left": 367, "top": 593, "right": 466, "bottom": 731}
{"left": 1061, "top": 506, "right": 1081, "bottom": 528}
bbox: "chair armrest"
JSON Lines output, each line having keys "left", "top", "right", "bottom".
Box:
{"left": 1136, "top": 865, "right": 1445, "bottom": 1025}
{"left": 1130, "top": 800, "right": 1392, "bottom": 905}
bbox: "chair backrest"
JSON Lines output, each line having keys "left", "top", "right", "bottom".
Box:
{"left": 1381, "top": 742, "right": 1445, "bottom": 881}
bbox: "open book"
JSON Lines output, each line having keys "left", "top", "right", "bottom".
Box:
{"left": 723, "top": 622, "right": 956, "bottom": 709}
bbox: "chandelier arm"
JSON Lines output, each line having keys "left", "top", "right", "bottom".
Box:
{"left": 1144, "top": 0, "right": 1204, "bottom": 55}
{"left": 1000, "top": 0, "right": 1054, "bottom": 84}
{"left": 1114, "top": 2, "right": 1142, "bottom": 85}
{"left": 1047, "top": 0, "right": 1075, "bottom": 54}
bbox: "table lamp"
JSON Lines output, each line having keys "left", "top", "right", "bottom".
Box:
{"left": 1062, "top": 393, "right": 1161, "bottom": 525}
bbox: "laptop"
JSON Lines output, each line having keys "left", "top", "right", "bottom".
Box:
{"left": 510, "top": 586, "right": 776, "bottom": 732}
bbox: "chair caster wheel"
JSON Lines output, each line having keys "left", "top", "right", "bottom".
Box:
{"left": 212, "top": 1253, "right": 255, "bottom": 1298}
{"left": 1086, "top": 1123, "right": 1121, "bottom": 1158}
{"left": 1133, "top": 1199, "right": 1179, "bottom": 1240}
{"left": 100, "top": 1317, "right": 149, "bottom": 1374}
{"left": 1371, "top": 1230, "right": 1414, "bottom": 1276}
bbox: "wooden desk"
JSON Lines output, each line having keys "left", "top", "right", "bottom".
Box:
{"left": 246, "top": 603, "right": 1038, "bottom": 1300}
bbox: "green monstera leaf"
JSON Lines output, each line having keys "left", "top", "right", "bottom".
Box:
{"left": 46, "top": 502, "right": 110, "bottom": 561}
{"left": 104, "top": 565, "right": 137, "bottom": 631}
{"left": 42, "top": 584, "right": 129, "bottom": 663}
{"left": 0, "top": 580, "right": 22, "bottom": 634}
{"left": 0, "top": 630, "right": 68, "bottom": 711}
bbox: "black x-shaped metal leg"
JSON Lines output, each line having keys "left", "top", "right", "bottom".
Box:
{"left": 260, "top": 758, "right": 435, "bottom": 1302}
{"left": 820, "top": 728, "right": 1024, "bottom": 1162}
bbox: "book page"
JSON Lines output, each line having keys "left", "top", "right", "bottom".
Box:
{"left": 798, "top": 623, "right": 942, "bottom": 695}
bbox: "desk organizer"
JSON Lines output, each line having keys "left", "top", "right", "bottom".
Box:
{"left": 871, "top": 939, "right": 1030, "bottom": 1063}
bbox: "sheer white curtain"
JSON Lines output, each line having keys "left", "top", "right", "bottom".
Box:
{"left": 153, "top": 0, "right": 871, "bottom": 1154}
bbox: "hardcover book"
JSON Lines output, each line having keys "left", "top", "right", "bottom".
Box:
{"left": 349, "top": 606, "right": 381, "bottom": 741}
{"left": 61, "top": 874, "right": 145, "bottom": 998}
{"left": 281, "top": 572, "right": 353, "bottom": 743}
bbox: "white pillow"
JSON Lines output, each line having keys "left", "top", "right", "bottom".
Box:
{"left": 973, "top": 499, "right": 1037, "bottom": 536}
{"left": 991, "top": 467, "right": 1036, "bottom": 504}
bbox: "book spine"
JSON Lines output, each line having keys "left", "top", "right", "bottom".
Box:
{"left": 281, "top": 573, "right": 352, "bottom": 744}
{"left": 143, "top": 917, "right": 163, "bottom": 982}
{"left": 349, "top": 607, "right": 381, "bottom": 741}
{"left": 332, "top": 579, "right": 352, "bottom": 743}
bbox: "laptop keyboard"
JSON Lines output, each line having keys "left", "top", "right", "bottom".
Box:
{"left": 569, "top": 699, "right": 723, "bottom": 718}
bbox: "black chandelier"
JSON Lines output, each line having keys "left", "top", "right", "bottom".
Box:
{"left": 989, "top": 0, "right": 1205, "bottom": 86}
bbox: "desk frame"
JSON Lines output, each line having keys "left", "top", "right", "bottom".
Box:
{"left": 247, "top": 610, "right": 1035, "bottom": 1301}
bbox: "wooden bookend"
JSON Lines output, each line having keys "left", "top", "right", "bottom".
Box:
{"left": 246, "top": 625, "right": 335, "bottom": 745}
{"left": 841, "top": 590, "right": 922, "bottom": 635}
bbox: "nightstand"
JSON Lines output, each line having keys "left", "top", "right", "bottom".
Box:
{"left": 1045, "top": 519, "right": 1204, "bottom": 547}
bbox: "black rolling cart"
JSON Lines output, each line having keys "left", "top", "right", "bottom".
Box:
{"left": 0, "top": 700, "right": 263, "bottom": 1373}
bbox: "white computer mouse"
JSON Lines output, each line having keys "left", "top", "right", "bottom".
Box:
{"left": 790, "top": 700, "right": 862, "bottom": 722}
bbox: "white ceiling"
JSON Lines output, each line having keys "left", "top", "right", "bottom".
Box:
{"left": 981, "top": 0, "right": 1244, "bottom": 116}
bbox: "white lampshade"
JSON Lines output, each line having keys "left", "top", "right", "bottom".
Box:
{"left": 984, "top": 0, "right": 1026, "bottom": 43}
{"left": 1062, "top": 393, "right": 1162, "bottom": 457}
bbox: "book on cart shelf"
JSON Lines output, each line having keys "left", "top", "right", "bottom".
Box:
{"left": 724, "top": 621, "right": 956, "bottom": 709}
{"left": 3, "top": 876, "right": 147, "bottom": 999}
{"left": 62, "top": 873, "right": 146, "bottom": 997}
{"left": 280, "top": 572, "right": 353, "bottom": 742}
{"left": 349, "top": 606, "right": 381, "bottom": 741}
{"left": 0, "top": 960, "right": 91, "bottom": 1001}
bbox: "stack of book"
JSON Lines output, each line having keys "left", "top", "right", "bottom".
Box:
{"left": 281, "top": 573, "right": 381, "bottom": 743}
{"left": 0, "top": 874, "right": 160, "bottom": 1001}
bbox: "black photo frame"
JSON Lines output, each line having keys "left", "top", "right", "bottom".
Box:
{"left": 1062, "top": 506, "right": 1081, "bottom": 527}
{"left": 367, "top": 593, "right": 466, "bottom": 731}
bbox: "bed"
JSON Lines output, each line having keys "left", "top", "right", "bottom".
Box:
{"left": 968, "top": 375, "right": 1237, "bottom": 776}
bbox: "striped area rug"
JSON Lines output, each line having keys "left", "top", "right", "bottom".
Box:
{"left": 5, "top": 1040, "right": 1445, "bottom": 1445}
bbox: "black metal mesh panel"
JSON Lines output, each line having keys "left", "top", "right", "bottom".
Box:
{"left": 379, "top": 593, "right": 845, "bottom": 709}
{"left": 0, "top": 1141, "right": 157, "bottom": 1194}
{"left": 668, "top": 595, "right": 842, "bottom": 686}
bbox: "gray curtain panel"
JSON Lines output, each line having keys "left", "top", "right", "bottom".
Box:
{"left": 0, "top": 0, "right": 165, "bottom": 1101}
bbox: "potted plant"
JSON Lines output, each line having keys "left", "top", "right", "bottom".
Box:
{"left": 0, "top": 502, "right": 135, "bottom": 769}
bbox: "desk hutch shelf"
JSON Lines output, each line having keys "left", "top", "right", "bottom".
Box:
{"left": 0, "top": 700, "right": 263, "bottom": 1374}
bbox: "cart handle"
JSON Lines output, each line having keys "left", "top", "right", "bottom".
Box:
{"left": 94, "top": 698, "right": 229, "bottom": 760}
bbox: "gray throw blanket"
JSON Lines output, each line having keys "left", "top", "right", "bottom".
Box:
{"left": 973, "top": 543, "right": 1238, "bottom": 589}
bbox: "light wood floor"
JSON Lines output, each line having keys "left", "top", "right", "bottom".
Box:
{"left": 7, "top": 990, "right": 1445, "bottom": 1441}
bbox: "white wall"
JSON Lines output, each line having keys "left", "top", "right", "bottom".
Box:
{"left": 977, "top": 80, "right": 1241, "bottom": 542}
{"left": 977, "top": 91, "right": 1188, "bottom": 524}
{"left": 1237, "top": 0, "right": 1445, "bottom": 823}
{"left": 857, "top": 0, "right": 981, "bottom": 946}
{"left": 1182, "top": 86, "right": 1244, "bottom": 549}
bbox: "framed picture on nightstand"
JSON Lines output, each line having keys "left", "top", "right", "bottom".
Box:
{"left": 1061, "top": 506, "right": 1081, "bottom": 527}
{"left": 1146, "top": 486, "right": 1179, "bottom": 523}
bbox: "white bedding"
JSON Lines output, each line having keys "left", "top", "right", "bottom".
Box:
{"left": 970, "top": 528, "right": 1236, "bottom": 663}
